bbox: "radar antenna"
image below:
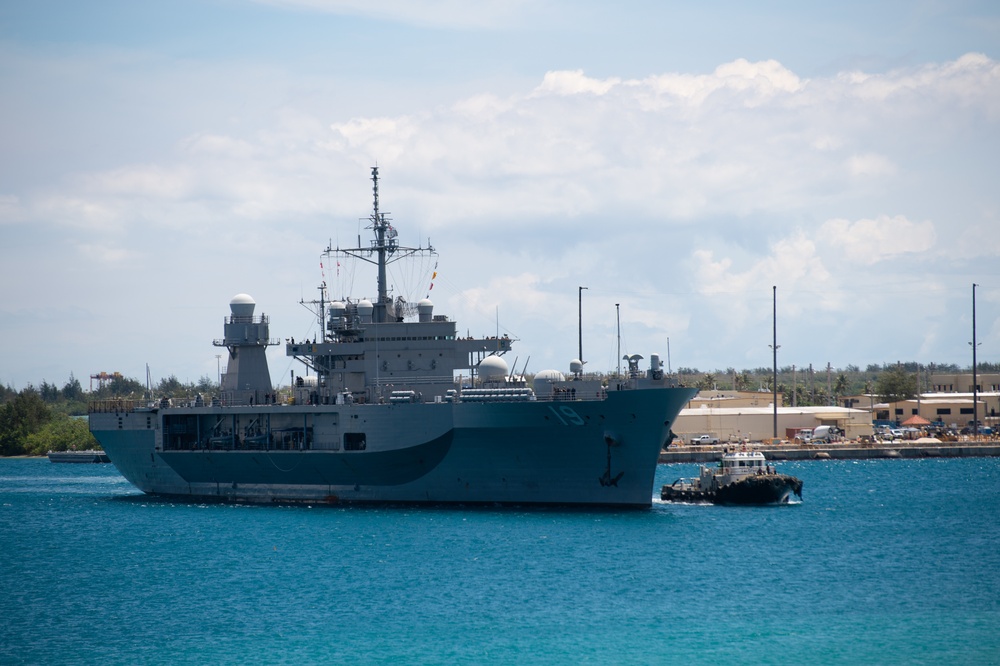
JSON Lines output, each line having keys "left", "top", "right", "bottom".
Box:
{"left": 324, "top": 166, "right": 436, "bottom": 323}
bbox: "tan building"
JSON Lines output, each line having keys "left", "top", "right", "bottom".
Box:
{"left": 882, "top": 392, "right": 999, "bottom": 427}
{"left": 675, "top": 405, "right": 872, "bottom": 443}
{"left": 930, "top": 373, "right": 1000, "bottom": 393}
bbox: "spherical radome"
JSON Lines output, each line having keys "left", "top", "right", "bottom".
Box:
{"left": 534, "top": 369, "right": 566, "bottom": 382}
{"left": 479, "top": 355, "right": 509, "bottom": 379}
{"left": 230, "top": 293, "right": 256, "bottom": 317}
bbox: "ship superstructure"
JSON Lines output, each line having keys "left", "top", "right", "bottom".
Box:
{"left": 287, "top": 167, "right": 513, "bottom": 406}
{"left": 90, "top": 168, "right": 696, "bottom": 506}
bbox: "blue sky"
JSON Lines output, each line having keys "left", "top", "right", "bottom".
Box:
{"left": 1, "top": 0, "right": 999, "bottom": 390}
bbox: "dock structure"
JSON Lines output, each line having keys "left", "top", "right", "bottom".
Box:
{"left": 660, "top": 441, "right": 1000, "bottom": 463}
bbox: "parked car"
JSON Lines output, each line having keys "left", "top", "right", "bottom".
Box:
{"left": 689, "top": 434, "right": 721, "bottom": 445}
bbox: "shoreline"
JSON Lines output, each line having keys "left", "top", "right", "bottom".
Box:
{"left": 660, "top": 440, "right": 1000, "bottom": 463}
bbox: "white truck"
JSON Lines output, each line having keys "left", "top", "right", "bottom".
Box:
{"left": 689, "top": 434, "right": 721, "bottom": 445}
{"left": 810, "top": 425, "right": 841, "bottom": 443}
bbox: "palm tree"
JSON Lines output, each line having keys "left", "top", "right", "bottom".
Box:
{"left": 697, "top": 373, "right": 717, "bottom": 391}
{"left": 735, "top": 371, "right": 753, "bottom": 391}
{"left": 834, "top": 373, "right": 850, "bottom": 400}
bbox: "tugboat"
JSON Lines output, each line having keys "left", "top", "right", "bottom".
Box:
{"left": 661, "top": 449, "right": 803, "bottom": 505}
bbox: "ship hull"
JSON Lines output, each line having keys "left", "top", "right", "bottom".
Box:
{"left": 90, "top": 388, "right": 695, "bottom": 507}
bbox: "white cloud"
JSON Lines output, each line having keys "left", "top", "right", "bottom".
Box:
{"left": 3, "top": 49, "right": 999, "bottom": 386}
{"left": 535, "top": 70, "right": 621, "bottom": 96}
{"left": 692, "top": 230, "right": 838, "bottom": 317}
{"left": 846, "top": 153, "right": 897, "bottom": 178}
{"left": 818, "top": 215, "right": 937, "bottom": 265}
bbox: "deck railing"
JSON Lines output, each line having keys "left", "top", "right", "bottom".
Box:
{"left": 89, "top": 399, "right": 152, "bottom": 414}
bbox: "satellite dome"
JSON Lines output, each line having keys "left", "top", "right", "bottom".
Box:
{"left": 357, "top": 300, "right": 374, "bottom": 321}
{"left": 534, "top": 369, "right": 566, "bottom": 382}
{"left": 478, "top": 355, "right": 509, "bottom": 380}
{"left": 569, "top": 359, "right": 584, "bottom": 374}
{"left": 329, "top": 301, "right": 346, "bottom": 315}
{"left": 230, "top": 293, "right": 256, "bottom": 317}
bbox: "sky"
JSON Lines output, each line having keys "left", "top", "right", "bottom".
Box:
{"left": 2, "top": 0, "right": 999, "bottom": 391}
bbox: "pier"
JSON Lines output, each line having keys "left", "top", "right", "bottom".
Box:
{"left": 660, "top": 441, "right": 1000, "bottom": 463}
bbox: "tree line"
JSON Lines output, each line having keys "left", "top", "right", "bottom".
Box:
{"left": 0, "top": 373, "right": 219, "bottom": 457}
{"left": 671, "top": 361, "right": 997, "bottom": 407}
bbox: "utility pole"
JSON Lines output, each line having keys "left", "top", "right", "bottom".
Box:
{"left": 972, "top": 283, "right": 979, "bottom": 437}
{"left": 770, "top": 286, "right": 779, "bottom": 439}
{"left": 792, "top": 364, "right": 797, "bottom": 408}
{"left": 616, "top": 303, "right": 621, "bottom": 379}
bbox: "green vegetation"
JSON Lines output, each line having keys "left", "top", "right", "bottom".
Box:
{"left": 874, "top": 365, "right": 918, "bottom": 403}
{"left": 677, "top": 361, "right": 998, "bottom": 407}
{"left": 0, "top": 373, "right": 220, "bottom": 456}
{"left": 0, "top": 389, "right": 97, "bottom": 456}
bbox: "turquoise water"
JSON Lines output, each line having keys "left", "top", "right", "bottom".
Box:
{"left": 2, "top": 457, "right": 999, "bottom": 665}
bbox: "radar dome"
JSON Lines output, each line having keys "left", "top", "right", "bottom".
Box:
{"left": 230, "top": 293, "right": 256, "bottom": 318}
{"left": 357, "top": 299, "right": 374, "bottom": 321}
{"left": 532, "top": 369, "right": 566, "bottom": 397}
{"left": 478, "top": 355, "right": 509, "bottom": 380}
{"left": 534, "top": 369, "right": 566, "bottom": 382}
{"left": 569, "top": 359, "right": 584, "bottom": 374}
{"left": 418, "top": 298, "right": 434, "bottom": 323}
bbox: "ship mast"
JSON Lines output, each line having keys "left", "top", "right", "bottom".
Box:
{"left": 371, "top": 166, "right": 391, "bottom": 323}
{"left": 324, "top": 166, "right": 436, "bottom": 324}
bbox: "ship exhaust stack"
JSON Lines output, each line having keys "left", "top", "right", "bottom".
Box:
{"left": 214, "top": 293, "right": 274, "bottom": 405}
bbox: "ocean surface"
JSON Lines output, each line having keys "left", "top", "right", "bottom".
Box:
{"left": 2, "top": 456, "right": 999, "bottom": 665}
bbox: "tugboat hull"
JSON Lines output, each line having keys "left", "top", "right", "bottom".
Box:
{"left": 660, "top": 473, "right": 803, "bottom": 505}
{"left": 714, "top": 473, "right": 803, "bottom": 505}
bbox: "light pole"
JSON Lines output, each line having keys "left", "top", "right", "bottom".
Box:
{"left": 770, "top": 286, "right": 779, "bottom": 439}
{"left": 215, "top": 354, "right": 221, "bottom": 388}
{"left": 578, "top": 286, "right": 588, "bottom": 368}
{"left": 615, "top": 303, "right": 621, "bottom": 379}
{"left": 972, "top": 283, "right": 980, "bottom": 438}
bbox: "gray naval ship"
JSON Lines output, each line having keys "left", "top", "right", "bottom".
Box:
{"left": 89, "top": 168, "right": 696, "bottom": 506}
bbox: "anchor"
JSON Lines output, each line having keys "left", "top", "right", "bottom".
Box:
{"left": 599, "top": 432, "right": 625, "bottom": 487}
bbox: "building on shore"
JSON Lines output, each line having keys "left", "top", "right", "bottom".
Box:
{"left": 835, "top": 388, "right": 998, "bottom": 430}
{"left": 929, "top": 373, "right": 1000, "bottom": 393}
{"left": 674, "top": 405, "right": 872, "bottom": 444}
{"left": 879, "top": 392, "right": 999, "bottom": 428}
